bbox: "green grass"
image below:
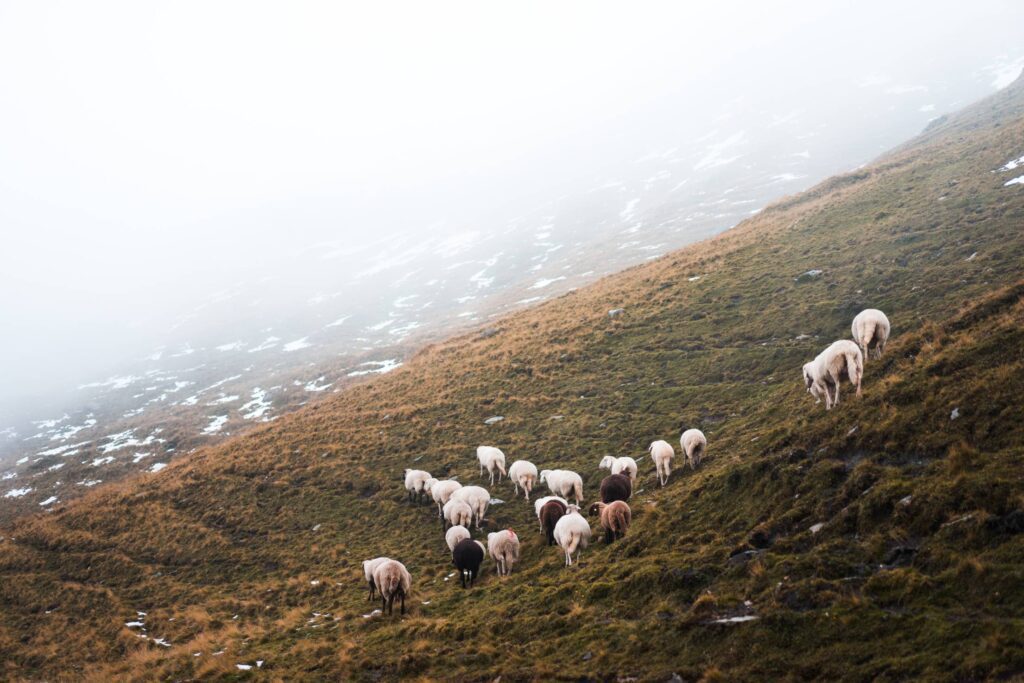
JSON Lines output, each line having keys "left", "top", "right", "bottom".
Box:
{"left": 1, "top": 77, "right": 1023, "bottom": 681}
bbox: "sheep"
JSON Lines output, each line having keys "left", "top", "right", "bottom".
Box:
{"left": 477, "top": 446, "right": 507, "bottom": 485}
{"left": 680, "top": 429, "right": 707, "bottom": 470}
{"left": 445, "top": 525, "right": 471, "bottom": 553}
{"left": 362, "top": 556, "right": 391, "bottom": 601}
{"left": 539, "top": 498, "right": 567, "bottom": 545}
{"left": 452, "top": 538, "right": 485, "bottom": 588}
{"left": 404, "top": 469, "right": 432, "bottom": 503}
{"left": 598, "top": 455, "right": 638, "bottom": 484}
{"left": 534, "top": 495, "right": 568, "bottom": 532}
{"left": 429, "top": 479, "right": 463, "bottom": 518}
{"left": 648, "top": 440, "right": 675, "bottom": 486}
{"left": 599, "top": 473, "right": 632, "bottom": 503}
{"left": 443, "top": 498, "right": 473, "bottom": 530}
{"left": 487, "top": 529, "right": 521, "bottom": 576}
{"left": 539, "top": 469, "right": 584, "bottom": 505}
{"left": 451, "top": 485, "right": 491, "bottom": 529}
{"left": 589, "top": 501, "right": 632, "bottom": 543}
{"left": 507, "top": 460, "right": 539, "bottom": 500}
{"left": 553, "top": 504, "right": 592, "bottom": 567}
{"left": 851, "top": 308, "right": 891, "bottom": 361}
{"left": 372, "top": 559, "right": 411, "bottom": 615}
{"left": 802, "top": 340, "right": 864, "bottom": 410}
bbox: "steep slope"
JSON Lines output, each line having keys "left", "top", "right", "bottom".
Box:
{"left": 0, "top": 66, "right": 1003, "bottom": 522}
{"left": 1, "top": 76, "right": 1023, "bottom": 681}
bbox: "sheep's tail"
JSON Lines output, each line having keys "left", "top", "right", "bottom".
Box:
{"left": 497, "top": 460, "right": 507, "bottom": 476}
{"left": 846, "top": 348, "right": 863, "bottom": 395}
{"left": 574, "top": 480, "right": 584, "bottom": 503}
{"left": 565, "top": 531, "right": 581, "bottom": 557}
{"left": 380, "top": 570, "right": 401, "bottom": 598}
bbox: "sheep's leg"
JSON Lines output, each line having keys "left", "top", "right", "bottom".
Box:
{"left": 400, "top": 593, "right": 405, "bottom": 615}
{"left": 381, "top": 594, "right": 387, "bottom": 614}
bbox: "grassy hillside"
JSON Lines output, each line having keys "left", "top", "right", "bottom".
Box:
{"left": 1, "top": 75, "right": 1023, "bottom": 681}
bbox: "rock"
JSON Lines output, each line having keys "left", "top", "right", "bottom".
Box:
{"left": 794, "top": 269, "right": 824, "bottom": 283}
{"left": 582, "top": 651, "right": 593, "bottom": 661}
{"left": 898, "top": 495, "right": 912, "bottom": 507}
{"left": 311, "top": 523, "right": 322, "bottom": 531}
{"left": 794, "top": 334, "right": 813, "bottom": 341}
{"left": 489, "top": 498, "right": 505, "bottom": 505}
{"left": 608, "top": 308, "right": 625, "bottom": 318}
{"left": 809, "top": 523, "right": 825, "bottom": 534}
{"left": 847, "top": 425, "right": 859, "bottom": 437}
{"left": 484, "top": 416, "right": 504, "bottom": 425}
{"left": 727, "top": 549, "right": 765, "bottom": 566}
{"left": 950, "top": 407, "right": 960, "bottom": 420}
{"left": 668, "top": 675, "right": 684, "bottom": 683}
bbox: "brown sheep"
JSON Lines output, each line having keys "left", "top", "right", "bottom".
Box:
{"left": 599, "top": 473, "right": 632, "bottom": 504}
{"left": 589, "top": 501, "right": 632, "bottom": 543}
{"left": 539, "top": 499, "right": 567, "bottom": 546}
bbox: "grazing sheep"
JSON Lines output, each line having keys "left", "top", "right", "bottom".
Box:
{"left": 803, "top": 340, "right": 864, "bottom": 410}
{"left": 487, "top": 529, "right": 521, "bottom": 576}
{"left": 362, "top": 556, "right": 391, "bottom": 601}
{"left": 539, "top": 469, "right": 584, "bottom": 505}
{"left": 372, "top": 559, "right": 411, "bottom": 615}
{"left": 648, "top": 440, "right": 675, "bottom": 486}
{"left": 599, "top": 473, "right": 632, "bottom": 504}
{"left": 451, "top": 485, "right": 491, "bottom": 529}
{"left": 534, "top": 495, "right": 568, "bottom": 532}
{"left": 445, "top": 525, "right": 471, "bottom": 553}
{"left": 429, "top": 479, "right": 463, "bottom": 518}
{"left": 477, "top": 446, "right": 507, "bottom": 485}
{"left": 539, "top": 498, "right": 568, "bottom": 545}
{"left": 452, "top": 538, "right": 485, "bottom": 588}
{"left": 507, "top": 460, "right": 539, "bottom": 500}
{"left": 679, "top": 429, "right": 707, "bottom": 470}
{"left": 443, "top": 499, "right": 473, "bottom": 530}
{"left": 589, "top": 501, "right": 632, "bottom": 543}
{"left": 852, "top": 308, "right": 891, "bottom": 361}
{"left": 598, "top": 455, "right": 638, "bottom": 484}
{"left": 553, "top": 504, "right": 592, "bottom": 567}
{"left": 404, "top": 469, "right": 433, "bottom": 503}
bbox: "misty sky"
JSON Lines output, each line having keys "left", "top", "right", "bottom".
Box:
{"left": 1, "top": 1, "right": 1023, "bottom": 412}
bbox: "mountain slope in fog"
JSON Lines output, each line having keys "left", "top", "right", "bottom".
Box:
{"left": 0, "top": 72, "right": 1021, "bottom": 680}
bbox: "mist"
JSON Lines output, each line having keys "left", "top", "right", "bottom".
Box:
{"left": 2, "top": 0, "right": 1023, "bottom": 421}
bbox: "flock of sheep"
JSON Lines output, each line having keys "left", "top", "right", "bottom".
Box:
{"left": 362, "top": 308, "right": 890, "bottom": 615}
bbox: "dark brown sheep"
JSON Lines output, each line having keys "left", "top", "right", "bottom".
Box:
{"left": 539, "top": 499, "right": 567, "bottom": 546}
{"left": 589, "top": 501, "right": 632, "bottom": 543}
{"left": 599, "top": 473, "right": 632, "bottom": 504}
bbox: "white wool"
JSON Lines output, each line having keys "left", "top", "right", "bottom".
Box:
{"left": 430, "top": 479, "right": 463, "bottom": 518}
{"left": 476, "top": 446, "right": 507, "bottom": 485}
{"left": 553, "top": 505, "right": 592, "bottom": 567}
{"left": 403, "top": 469, "right": 432, "bottom": 494}
{"left": 851, "top": 309, "right": 891, "bottom": 361}
{"left": 648, "top": 440, "right": 675, "bottom": 487}
{"left": 507, "top": 459, "right": 539, "bottom": 499}
{"left": 803, "top": 339, "right": 864, "bottom": 410}
{"left": 599, "top": 455, "right": 638, "bottom": 482}
{"left": 487, "top": 529, "right": 521, "bottom": 576}
{"left": 451, "top": 485, "right": 491, "bottom": 528}
{"left": 538, "top": 469, "right": 584, "bottom": 504}
{"left": 445, "top": 525, "right": 471, "bottom": 553}
{"left": 443, "top": 499, "right": 473, "bottom": 529}
{"left": 680, "top": 429, "right": 707, "bottom": 469}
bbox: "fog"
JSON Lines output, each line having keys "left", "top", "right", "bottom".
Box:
{"left": 2, "top": 0, "right": 1023, "bottom": 421}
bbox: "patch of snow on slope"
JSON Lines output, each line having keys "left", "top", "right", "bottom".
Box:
{"left": 530, "top": 277, "right": 566, "bottom": 290}
{"left": 1005, "top": 175, "right": 1024, "bottom": 187}
{"left": 283, "top": 337, "right": 312, "bottom": 352}
{"left": 201, "top": 416, "right": 229, "bottom": 435}
{"left": 39, "top": 496, "right": 58, "bottom": 507}
{"left": 248, "top": 337, "right": 280, "bottom": 353}
{"left": 304, "top": 377, "right": 333, "bottom": 392}
{"left": 216, "top": 341, "right": 246, "bottom": 352}
{"left": 240, "top": 388, "right": 273, "bottom": 420}
{"left": 347, "top": 359, "right": 402, "bottom": 377}
{"left": 4, "top": 487, "right": 32, "bottom": 498}
{"left": 325, "top": 315, "right": 350, "bottom": 328}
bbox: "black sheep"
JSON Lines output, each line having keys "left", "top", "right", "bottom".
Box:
{"left": 452, "top": 538, "right": 484, "bottom": 588}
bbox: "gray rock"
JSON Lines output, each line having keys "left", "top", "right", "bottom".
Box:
{"left": 484, "top": 416, "right": 504, "bottom": 425}
{"left": 950, "top": 407, "right": 960, "bottom": 420}
{"left": 608, "top": 308, "right": 625, "bottom": 318}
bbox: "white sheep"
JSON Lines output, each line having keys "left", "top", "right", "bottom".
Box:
{"left": 598, "top": 455, "right": 638, "bottom": 483}
{"left": 539, "top": 469, "right": 584, "bottom": 505}
{"left": 443, "top": 498, "right": 473, "bottom": 529}
{"left": 679, "top": 429, "right": 707, "bottom": 470}
{"left": 553, "top": 504, "right": 591, "bottom": 567}
{"left": 451, "top": 485, "right": 491, "bottom": 529}
{"left": 445, "top": 525, "right": 471, "bottom": 553}
{"left": 648, "top": 440, "right": 675, "bottom": 486}
{"left": 507, "top": 460, "right": 539, "bottom": 500}
{"left": 802, "top": 339, "right": 864, "bottom": 410}
{"left": 362, "top": 556, "right": 391, "bottom": 601}
{"left": 404, "top": 469, "right": 432, "bottom": 503}
{"left": 487, "top": 529, "right": 521, "bottom": 576}
{"left": 851, "top": 309, "right": 891, "bottom": 361}
{"left": 534, "top": 495, "right": 569, "bottom": 531}
{"left": 372, "top": 559, "right": 412, "bottom": 615}
{"left": 476, "top": 446, "right": 507, "bottom": 485}
{"left": 429, "top": 479, "right": 463, "bottom": 518}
